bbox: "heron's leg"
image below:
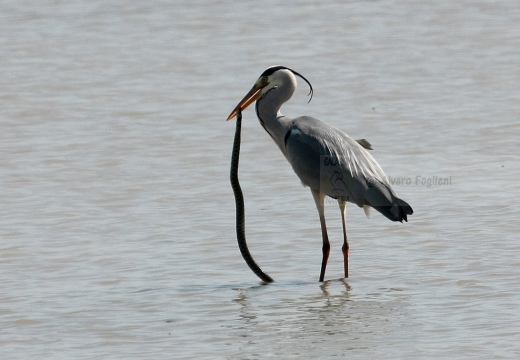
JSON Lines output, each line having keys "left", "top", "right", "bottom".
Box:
{"left": 311, "top": 189, "right": 329, "bottom": 282}
{"left": 338, "top": 199, "right": 349, "bottom": 278}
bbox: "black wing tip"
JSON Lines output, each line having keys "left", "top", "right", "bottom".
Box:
{"left": 397, "top": 199, "right": 413, "bottom": 223}
{"left": 375, "top": 198, "right": 413, "bottom": 223}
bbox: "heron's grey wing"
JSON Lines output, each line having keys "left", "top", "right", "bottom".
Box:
{"left": 326, "top": 132, "right": 413, "bottom": 221}
{"left": 284, "top": 117, "right": 411, "bottom": 221}
{"left": 284, "top": 117, "right": 383, "bottom": 207}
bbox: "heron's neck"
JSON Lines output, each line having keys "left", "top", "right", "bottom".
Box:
{"left": 255, "top": 86, "right": 294, "bottom": 155}
{"left": 255, "top": 100, "right": 291, "bottom": 155}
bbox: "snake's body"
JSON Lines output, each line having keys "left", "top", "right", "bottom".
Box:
{"left": 230, "top": 109, "right": 274, "bottom": 283}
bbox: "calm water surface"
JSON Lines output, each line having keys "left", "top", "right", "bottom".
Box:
{"left": 1, "top": 0, "right": 519, "bottom": 358}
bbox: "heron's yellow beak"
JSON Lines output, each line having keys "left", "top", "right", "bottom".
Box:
{"left": 226, "top": 83, "right": 264, "bottom": 121}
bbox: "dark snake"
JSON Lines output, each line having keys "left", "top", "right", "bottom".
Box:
{"left": 230, "top": 108, "right": 274, "bottom": 283}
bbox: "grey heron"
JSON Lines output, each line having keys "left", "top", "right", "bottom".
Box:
{"left": 227, "top": 65, "right": 413, "bottom": 282}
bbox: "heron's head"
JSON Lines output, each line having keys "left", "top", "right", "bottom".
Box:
{"left": 227, "top": 65, "right": 313, "bottom": 121}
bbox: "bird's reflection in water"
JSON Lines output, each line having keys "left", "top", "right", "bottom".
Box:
{"left": 232, "top": 278, "right": 353, "bottom": 323}
{"left": 318, "top": 278, "right": 352, "bottom": 308}
{"left": 320, "top": 278, "right": 352, "bottom": 298}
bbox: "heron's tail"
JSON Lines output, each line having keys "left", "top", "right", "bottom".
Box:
{"left": 362, "top": 180, "right": 413, "bottom": 222}
{"left": 372, "top": 196, "right": 413, "bottom": 223}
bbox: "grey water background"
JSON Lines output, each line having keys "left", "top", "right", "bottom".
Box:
{"left": 1, "top": 0, "right": 519, "bottom": 358}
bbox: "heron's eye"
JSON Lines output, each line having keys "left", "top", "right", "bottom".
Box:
{"left": 260, "top": 77, "right": 268, "bottom": 85}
